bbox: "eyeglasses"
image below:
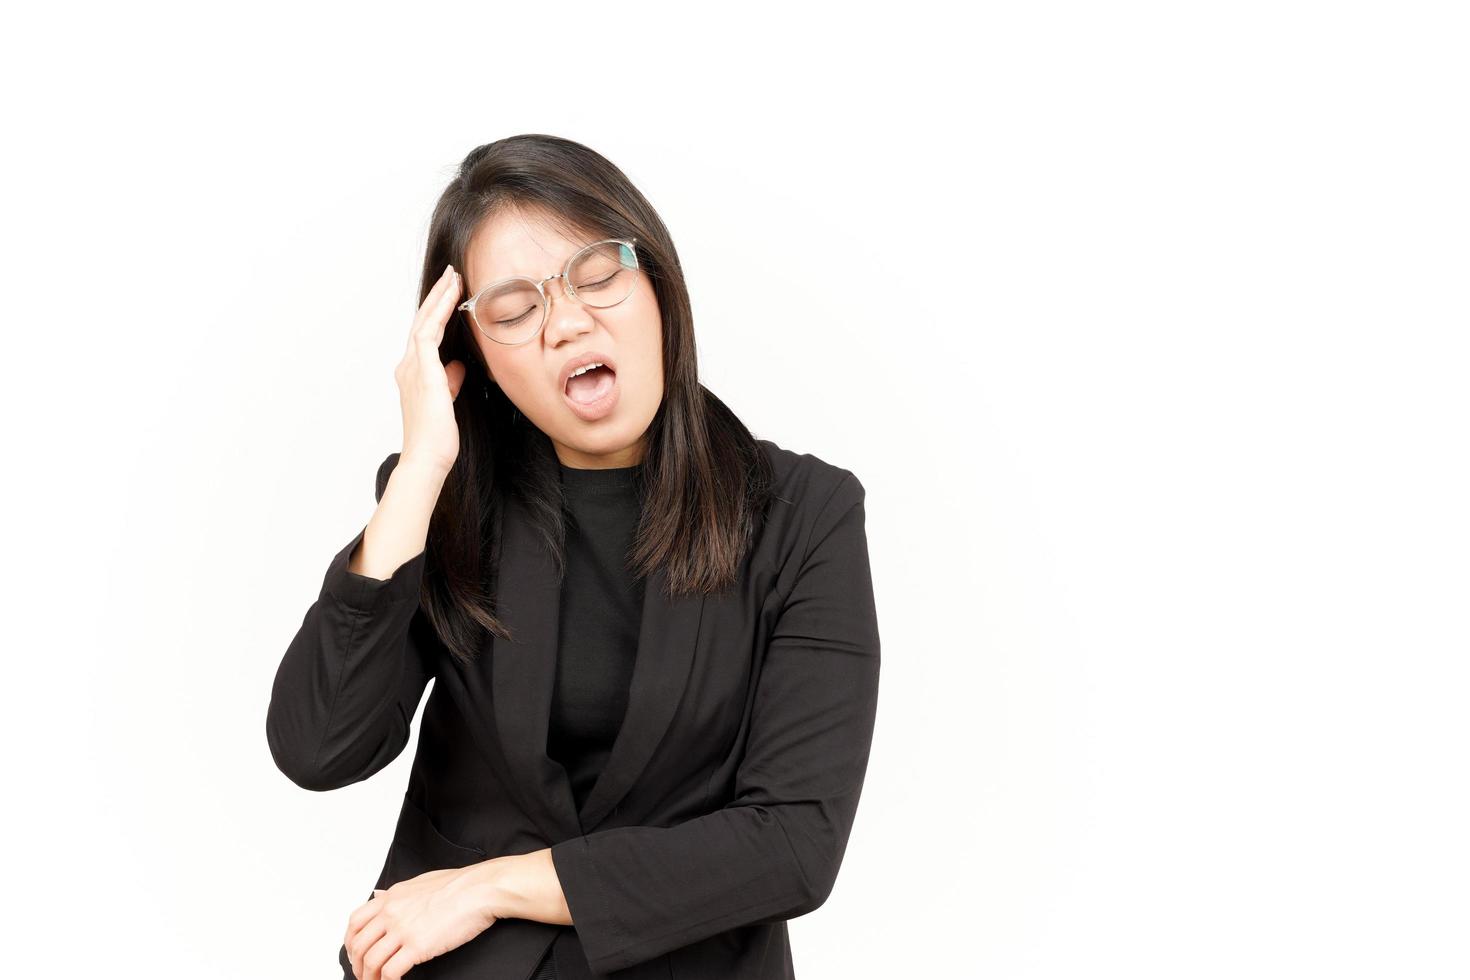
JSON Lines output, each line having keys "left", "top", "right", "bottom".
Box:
{"left": 457, "top": 237, "right": 640, "bottom": 346}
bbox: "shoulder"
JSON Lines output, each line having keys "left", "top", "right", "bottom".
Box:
{"left": 754, "top": 438, "right": 867, "bottom": 567}
{"left": 756, "top": 437, "right": 864, "bottom": 511}
{"left": 748, "top": 438, "right": 870, "bottom": 608}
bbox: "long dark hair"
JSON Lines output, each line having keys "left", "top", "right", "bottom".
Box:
{"left": 413, "top": 134, "right": 774, "bottom": 667}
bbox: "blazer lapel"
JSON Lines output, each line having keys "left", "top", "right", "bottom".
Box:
{"left": 490, "top": 490, "right": 706, "bottom": 841}
{"left": 489, "top": 491, "right": 580, "bottom": 842}
{"left": 575, "top": 552, "right": 705, "bottom": 831}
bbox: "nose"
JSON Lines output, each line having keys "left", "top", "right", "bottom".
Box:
{"left": 541, "top": 274, "right": 596, "bottom": 345}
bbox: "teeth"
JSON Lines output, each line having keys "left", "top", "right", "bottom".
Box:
{"left": 568, "top": 362, "right": 604, "bottom": 378}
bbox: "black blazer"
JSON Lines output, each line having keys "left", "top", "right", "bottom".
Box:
{"left": 265, "top": 438, "right": 881, "bottom": 979}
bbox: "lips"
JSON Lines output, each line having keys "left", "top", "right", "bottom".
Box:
{"left": 558, "top": 351, "right": 618, "bottom": 393}
{"left": 566, "top": 364, "right": 613, "bottom": 402}
{"left": 555, "top": 354, "right": 614, "bottom": 423}
{"left": 562, "top": 367, "right": 620, "bottom": 422}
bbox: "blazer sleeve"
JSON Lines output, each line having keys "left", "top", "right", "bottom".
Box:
{"left": 549, "top": 470, "right": 881, "bottom": 974}
{"left": 265, "top": 452, "right": 436, "bottom": 792}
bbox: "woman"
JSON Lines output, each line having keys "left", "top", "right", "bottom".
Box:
{"left": 265, "top": 134, "right": 881, "bottom": 980}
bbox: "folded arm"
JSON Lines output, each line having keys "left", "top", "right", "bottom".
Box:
{"left": 265, "top": 453, "right": 437, "bottom": 791}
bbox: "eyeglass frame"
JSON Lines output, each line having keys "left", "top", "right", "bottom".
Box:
{"left": 456, "top": 236, "right": 640, "bottom": 347}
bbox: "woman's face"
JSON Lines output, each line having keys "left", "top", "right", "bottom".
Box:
{"left": 461, "top": 208, "right": 663, "bottom": 469}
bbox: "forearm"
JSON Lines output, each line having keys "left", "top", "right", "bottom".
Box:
{"left": 467, "top": 848, "right": 573, "bottom": 926}
{"left": 348, "top": 455, "right": 448, "bottom": 580}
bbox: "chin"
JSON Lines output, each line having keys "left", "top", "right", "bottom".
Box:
{"left": 557, "top": 422, "right": 639, "bottom": 453}
{"left": 564, "top": 404, "right": 658, "bottom": 456}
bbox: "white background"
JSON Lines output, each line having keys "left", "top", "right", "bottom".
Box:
{"left": 4, "top": 1, "right": 1466, "bottom": 977}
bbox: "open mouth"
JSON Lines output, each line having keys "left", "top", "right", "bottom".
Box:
{"left": 565, "top": 363, "right": 616, "bottom": 405}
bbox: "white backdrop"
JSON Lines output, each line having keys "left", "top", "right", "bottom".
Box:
{"left": 4, "top": 1, "right": 1467, "bottom": 977}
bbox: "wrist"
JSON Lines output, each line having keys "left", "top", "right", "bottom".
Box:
{"left": 465, "top": 849, "right": 571, "bottom": 925}
{"left": 463, "top": 855, "right": 512, "bottom": 921}
{"left": 393, "top": 453, "right": 454, "bottom": 487}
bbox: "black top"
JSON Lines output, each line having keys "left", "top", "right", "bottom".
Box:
{"left": 534, "top": 459, "right": 646, "bottom": 980}
{"left": 269, "top": 441, "right": 881, "bottom": 979}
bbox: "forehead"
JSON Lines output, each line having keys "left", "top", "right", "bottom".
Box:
{"left": 464, "top": 208, "right": 602, "bottom": 290}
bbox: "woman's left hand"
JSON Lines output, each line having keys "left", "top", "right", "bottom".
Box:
{"left": 342, "top": 866, "right": 498, "bottom": 980}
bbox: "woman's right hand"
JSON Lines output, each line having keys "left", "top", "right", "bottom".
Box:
{"left": 396, "top": 263, "right": 467, "bottom": 477}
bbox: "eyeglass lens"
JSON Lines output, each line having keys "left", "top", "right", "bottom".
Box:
{"left": 471, "top": 241, "right": 637, "bottom": 344}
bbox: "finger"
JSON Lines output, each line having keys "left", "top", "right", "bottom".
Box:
{"left": 410, "top": 264, "right": 456, "bottom": 334}
{"left": 363, "top": 931, "right": 403, "bottom": 980}
{"left": 352, "top": 918, "right": 390, "bottom": 980}
{"left": 343, "top": 892, "right": 383, "bottom": 956}
{"left": 429, "top": 266, "right": 463, "bottom": 348}
{"left": 411, "top": 264, "right": 459, "bottom": 334}
{"left": 407, "top": 279, "right": 461, "bottom": 369}
{"left": 380, "top": 944, "right": 419, "bottom": 980}
{"left": 445, "top": 359, "right": 466, "bottom": 401}
{"left": 403, "top": 276, "right": 452, "bottom": 362}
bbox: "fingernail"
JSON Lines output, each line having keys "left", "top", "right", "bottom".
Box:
{"left": 443, "top": 263, "right": 453, "bottom": 279}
